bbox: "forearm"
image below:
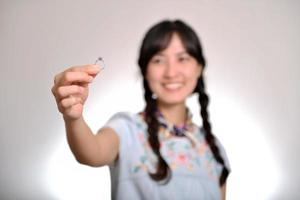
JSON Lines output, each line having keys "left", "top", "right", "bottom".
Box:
{"left": 64, "top": 116, "right": 101, "bottom": 166}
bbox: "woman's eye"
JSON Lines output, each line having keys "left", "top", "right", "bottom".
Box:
{"left": 178, "top": 56, "right": 190, "bottom": 62}
{"left": 151, "top": 57, "right": 164, "bottom": 64}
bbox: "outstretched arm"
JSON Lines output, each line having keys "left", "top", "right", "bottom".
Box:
{"left": 52, "top": 64, "right": 119, "bottom": 167}
{"left": 64, "top": 116, "right": 120, "bottom": 167}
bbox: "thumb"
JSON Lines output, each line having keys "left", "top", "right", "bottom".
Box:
{"left": 87, "top": 65, "right": 102, "bottom": 78}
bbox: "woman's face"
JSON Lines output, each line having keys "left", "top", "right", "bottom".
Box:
{"left": 146, "top": 33, "right": 202, "bottom": 106}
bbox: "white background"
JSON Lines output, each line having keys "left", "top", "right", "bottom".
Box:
{"left": 0, "top": 0, "right": 299, "bottom": 199}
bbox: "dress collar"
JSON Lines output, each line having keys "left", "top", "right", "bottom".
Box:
{"left": 156, "top": 108, "right": 193, "bottom": 137}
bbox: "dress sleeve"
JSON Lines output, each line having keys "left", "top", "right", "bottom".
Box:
{"left": 103, "top": 112, "right": 135, "bottom": 166}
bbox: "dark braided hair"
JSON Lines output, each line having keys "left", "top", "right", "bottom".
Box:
{"left": 138, "top": 19, "right": 229, "bottom": 185}
{"left": 143, "top": 79, "right": 171, "bottom": 183}
{"left": 196, "top": 76, "right": 230, "bottom": 185}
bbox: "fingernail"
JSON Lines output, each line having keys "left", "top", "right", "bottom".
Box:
{"left": 92, "top": 65, "right": 100, "bottom": 70}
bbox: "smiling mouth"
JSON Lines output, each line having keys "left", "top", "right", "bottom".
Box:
{"left": 163, "top": 83, "right": 183, "bottom": 90}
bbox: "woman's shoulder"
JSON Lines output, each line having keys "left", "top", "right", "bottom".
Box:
{"left": 108, "top": 111, "right": 138, "bottom": 121}
{"left": 107, "top": 111, "right": 147, "bottom": 130}
{"left": 105, "top": 112, "right": 149, "bottom": 157}
{"left": 108, "top": 111, "right": 134, "bottom": 120}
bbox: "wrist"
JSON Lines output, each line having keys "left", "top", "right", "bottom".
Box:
{"left": 63, "top": 115, "right": 84, "bottom": 125}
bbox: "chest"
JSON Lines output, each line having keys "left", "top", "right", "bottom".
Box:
{"left": 128, "top": 127, "right": 222, "bottom": 182}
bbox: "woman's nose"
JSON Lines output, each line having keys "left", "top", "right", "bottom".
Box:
{"left": 164, "top": 60, "right": 179, "bottom": 78}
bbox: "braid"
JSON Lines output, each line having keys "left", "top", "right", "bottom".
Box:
{"left": 143, "top": 79, "right": 171, "bottom": 183}
{"left": 197, "top": 76, "right": 229, "bottom": 186}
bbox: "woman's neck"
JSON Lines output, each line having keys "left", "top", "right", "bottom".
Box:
{"left": 157, "top": 101, "right": 187, "bottom": 126}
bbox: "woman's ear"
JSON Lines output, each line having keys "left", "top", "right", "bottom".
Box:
{"left": 197, "top": 64, "right": 203, "bottom": 78}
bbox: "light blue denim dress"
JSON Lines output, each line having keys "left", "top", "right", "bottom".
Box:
{"left": 104, "top": 112, "right": 230, "bottom": 200}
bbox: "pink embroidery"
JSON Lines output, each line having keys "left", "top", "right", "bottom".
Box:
{"left": 132, "top": 116, "right": 221, "bottom": 181}
{"left": 176, "top": 153, "right": 188, "bottom": 165}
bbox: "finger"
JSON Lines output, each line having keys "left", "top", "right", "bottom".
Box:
{"left": 54, "top": 65, "right": 101, "bottom": 85}
{"left": 56, "top": 85, "right": 85, "bottom": 100}
{"left": 69, "top": 65, "right": 101, "bottom": 76}
{"left": 59, "top": 96, "right": 83, "bottom": 111}
{"left": 54, "top": 72, "right": 63, "bottom": 85}
{"left": 60, "top": 71, "right": 93, "bottom": 85}
{"left": 64, "top": 103, "right": 83, "bottom": 119}
{"left": 51, "top": 85, "right": 56, "bottom": 96}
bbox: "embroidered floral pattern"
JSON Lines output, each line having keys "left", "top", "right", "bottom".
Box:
{"left": 132, "top": 155, "right": 148, "bottom": 173}
{"left": 131, "top": 114, "right": 222, "bottom": 181}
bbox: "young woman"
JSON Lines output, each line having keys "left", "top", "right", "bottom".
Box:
{"left": 52, "top": 20, "right": 230, "bottom": 200}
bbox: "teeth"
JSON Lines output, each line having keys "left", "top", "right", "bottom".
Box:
{"left": 164, "top": 83, "right": 182, "bottom": 90}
